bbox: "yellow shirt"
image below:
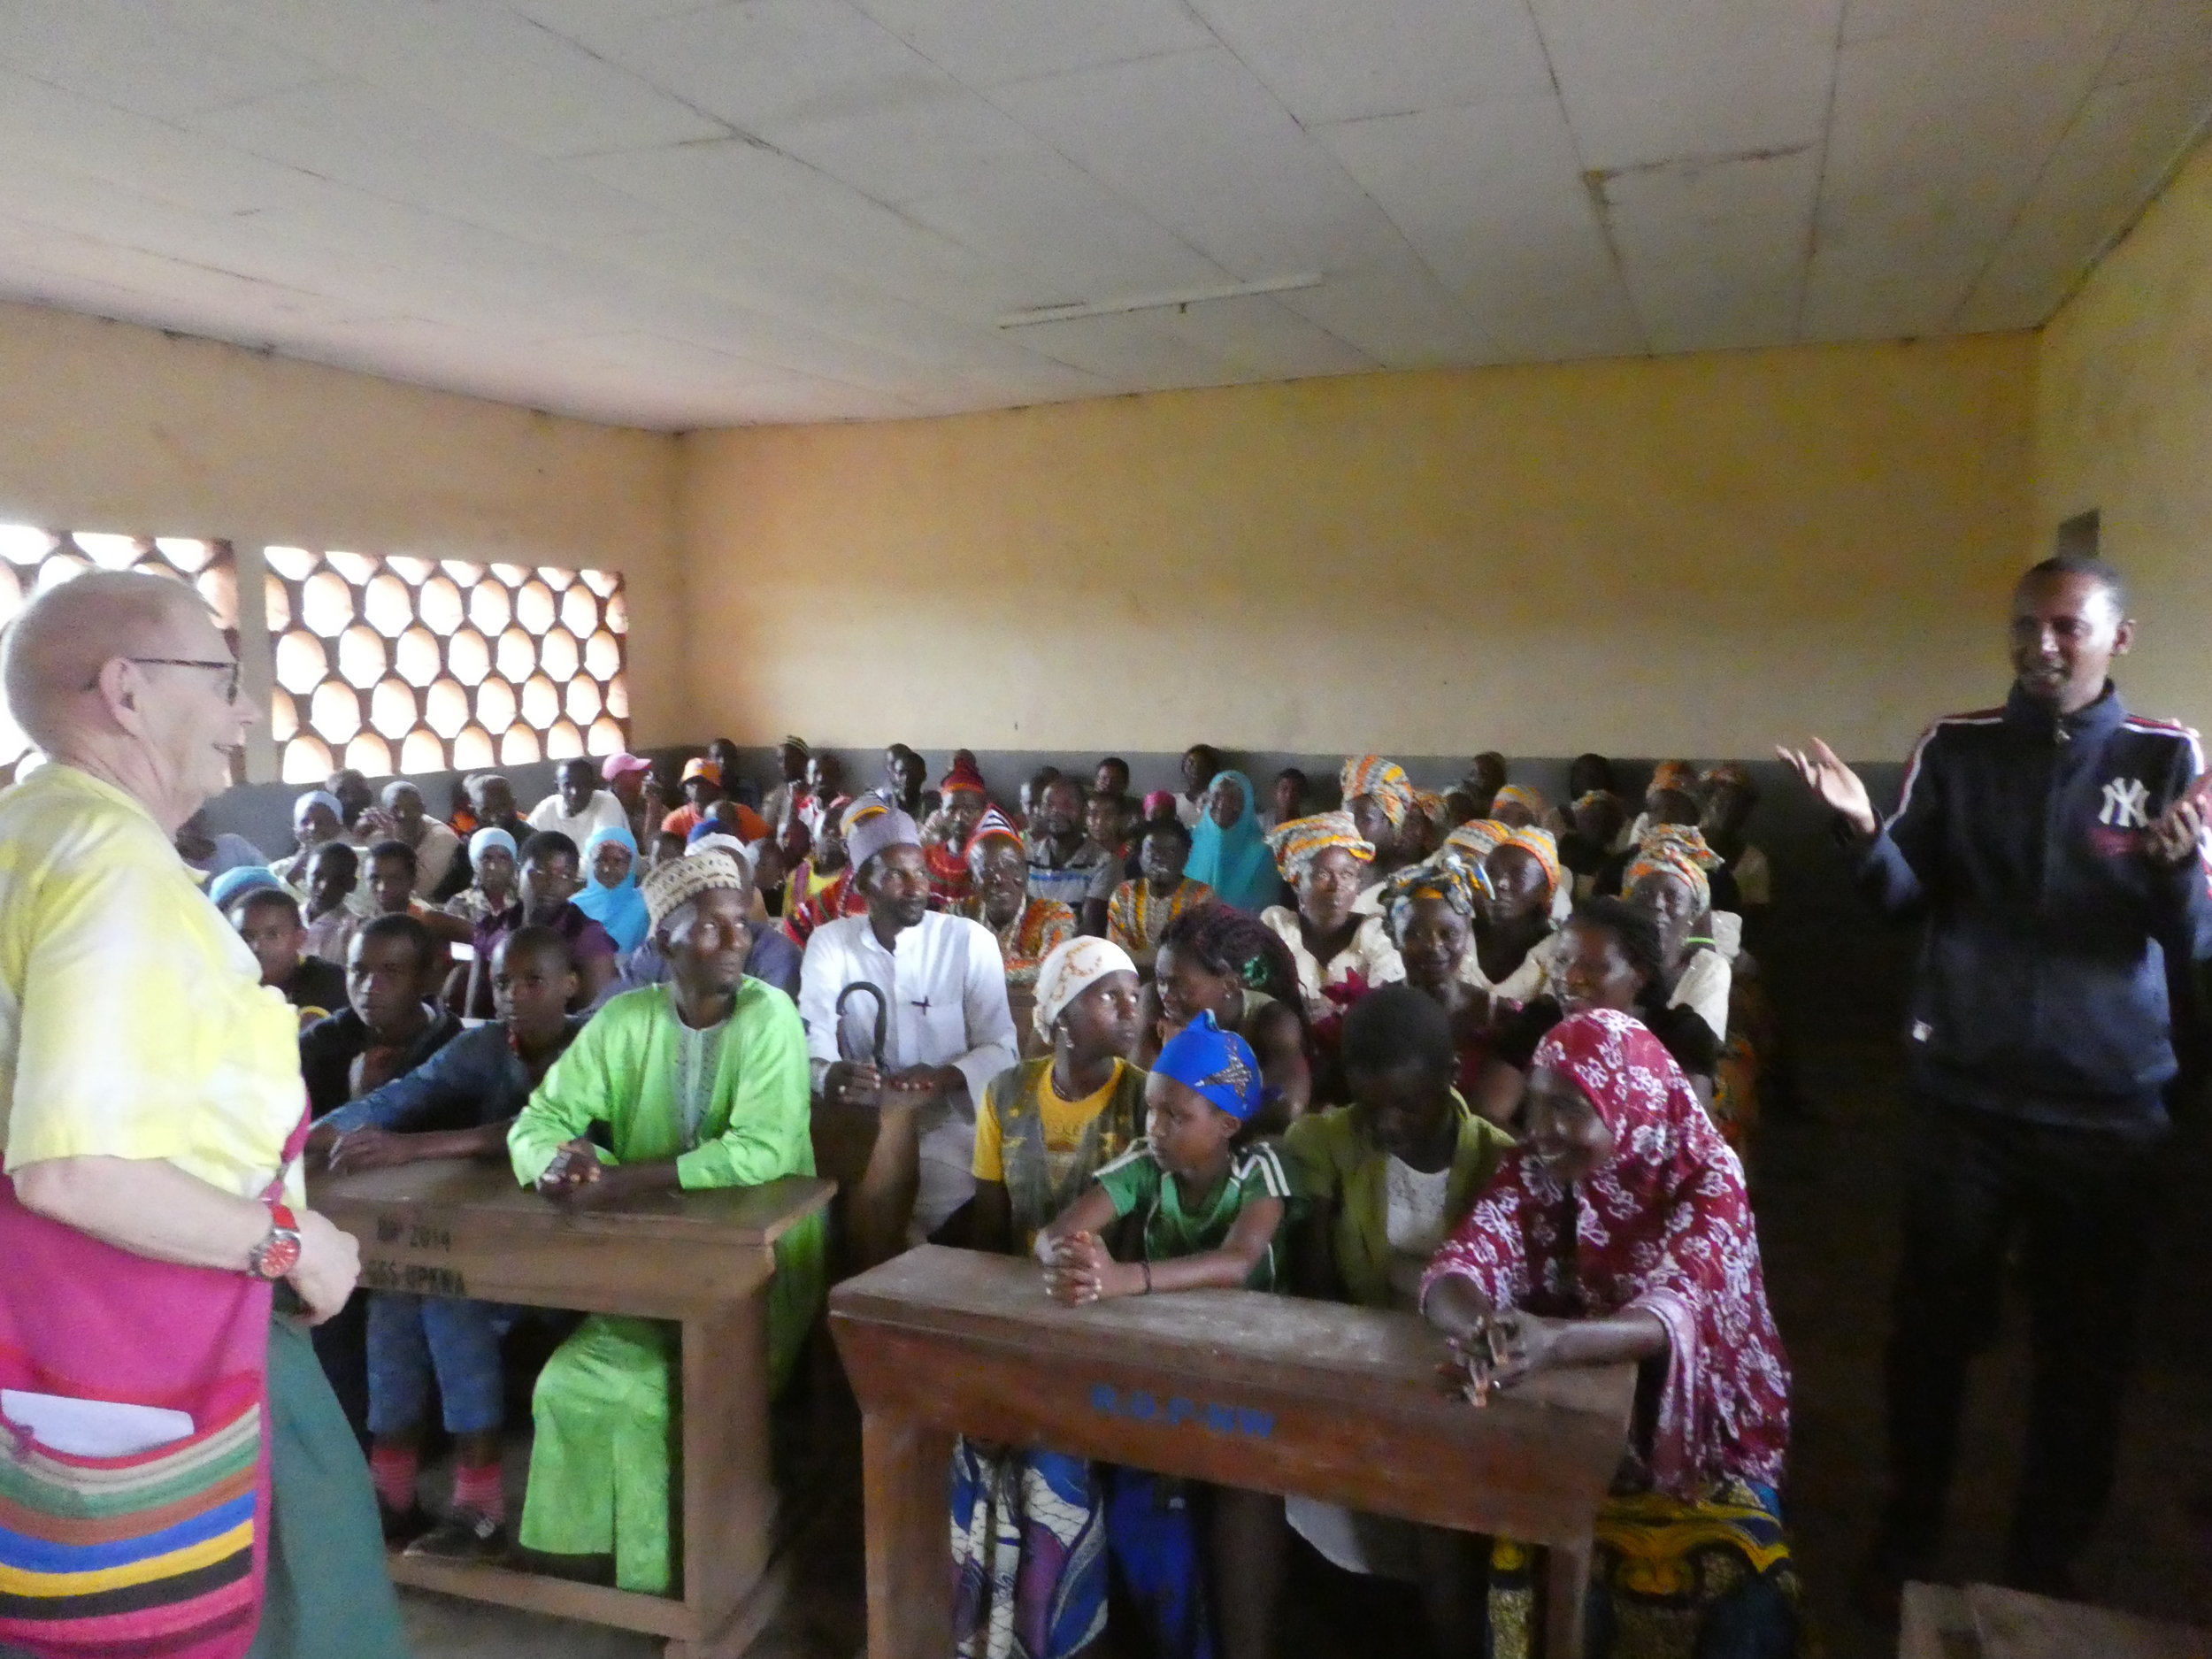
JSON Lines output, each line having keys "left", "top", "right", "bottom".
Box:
{"left": 972, "top": 1058, "right": 1132, "bottom": 1185}
{"left": 0, "top": 766, "right": 305, "bottom": 1204}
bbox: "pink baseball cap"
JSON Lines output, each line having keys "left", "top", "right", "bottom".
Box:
{"left": 602, "top": 752, "right": 653, "bottom": 783}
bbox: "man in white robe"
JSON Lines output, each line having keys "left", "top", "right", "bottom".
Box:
{"left": 798, "top": 802, "right": 1018, "bottom": 1249}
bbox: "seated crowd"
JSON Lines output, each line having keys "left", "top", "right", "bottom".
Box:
{"left": 195, "top": 739, "right": 1795, "bottom": 1659}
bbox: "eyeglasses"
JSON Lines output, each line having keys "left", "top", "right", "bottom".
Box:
{"left": 82, "top": 657, "right": 242, "bottom": 703}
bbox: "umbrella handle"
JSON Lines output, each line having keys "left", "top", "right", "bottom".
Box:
{"left": 835, "top": 980, "right": 889, "bottom": 1071}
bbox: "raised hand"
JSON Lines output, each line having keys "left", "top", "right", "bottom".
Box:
{"left": 2144, "top": 778, "right": 2212, "bottom": 869}
{"left": 1775, "top": 737, "right": 1878, "bottom": 837}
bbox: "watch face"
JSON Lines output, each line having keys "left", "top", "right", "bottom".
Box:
{"left": 257, "top": 1232, "right": 302, "bottom": 1279}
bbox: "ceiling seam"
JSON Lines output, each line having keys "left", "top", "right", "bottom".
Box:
{"left": 1940, "top": 0, "right": 2156, "bottom": 332}
{"left": 1792, "top": 0, "right": 1851, "bottom": 340}
{"left": 1521, "top": 0, "right": 1651, "bottom": 356}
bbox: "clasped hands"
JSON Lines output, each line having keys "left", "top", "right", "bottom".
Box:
{"left": 1037, "top": 1229, "right": 1139, "bottom": 1305}
{"left": 1439, "top": 1309, "right": 1567, "bottom": 1405}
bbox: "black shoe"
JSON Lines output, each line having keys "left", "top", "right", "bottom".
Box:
{"left": 379, "top": 1502, "right": 433, "bottom": 1546}
{"left": 403, "top": 1509, "right": 507, "bottom": 1563}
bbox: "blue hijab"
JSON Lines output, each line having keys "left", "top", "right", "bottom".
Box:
{"left": 573, "top": 825, "right": 649, "bottom": 952}
{"left": 1185, "top": 769, "right": 1277, "bottom": 913}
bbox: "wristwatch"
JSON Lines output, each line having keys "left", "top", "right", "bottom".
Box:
{"left": 247, "top": 1203, "right": 303, "bottom": 1281}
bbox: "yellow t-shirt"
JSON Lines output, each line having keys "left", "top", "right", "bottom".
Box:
{"left": 0, "top": 766, "right": 306, "bottom": 1205}
{"left": 972, "top": 1058, "right": 1132, "bottom": 1185}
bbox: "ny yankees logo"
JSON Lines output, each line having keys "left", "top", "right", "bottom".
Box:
{"left": 2099, "top": 777, "right": 2151, "bottom": 829}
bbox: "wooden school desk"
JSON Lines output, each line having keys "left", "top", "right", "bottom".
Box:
{"left": 831, "top": 1246, "right": 1637, "bottom": 1659}
{"left": 316, "top": 1159, "right": 836, "bottom": 1659}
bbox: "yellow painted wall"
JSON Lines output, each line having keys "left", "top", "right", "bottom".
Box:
{"left": 0, "top": 300, "right": 684, "bottom": 750}
{"left": 679, "top": 335, "right": 2035, "bottom": 761}
{"left": 2036, "top": 137, "right": 2212, "bottom": 737}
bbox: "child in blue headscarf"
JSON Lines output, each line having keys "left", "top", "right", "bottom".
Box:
{"left": 572, "top": 825, "right": 649, "bottom": 953}
{"left": 1184, "top": 770, "right": 1280, "bottom": 915}
{"left": 1037, "top": 1011, "right": 1291, "bottom": 1659}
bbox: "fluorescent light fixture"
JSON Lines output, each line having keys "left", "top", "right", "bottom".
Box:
{"left": 996, "top": 273, "right": 1324, "bottom": 328}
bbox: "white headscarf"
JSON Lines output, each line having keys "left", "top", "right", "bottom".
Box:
{"left": 1032, "top": 936, "right": 1138, "bottom": 1040}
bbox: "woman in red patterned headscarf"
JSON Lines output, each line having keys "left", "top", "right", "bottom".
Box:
{"left": 922, "top": 755, "right": 990, "bottom": 908}
{"left": 1421, "top": 1007, "right": 1802, "bottom": 1659}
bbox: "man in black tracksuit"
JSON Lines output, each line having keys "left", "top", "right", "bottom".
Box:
{"left": 1782, "top": 554, "right": 2212, "bottom": 1598}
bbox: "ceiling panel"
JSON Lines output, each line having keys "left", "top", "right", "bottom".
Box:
{"left": 1191, "top": 0, "right": 1554, "bottom": 127}
{"left": 1955, "top": 64, "right": 2212, "bottom": 330}
{"left": 850, "top": 0, "right": 1212, "bottom": 89}
{"left": 1317, "top": 97, "right": 1647, "bottom": 359}
{"left": 554, "top": 0, "right": 944, "bottom": 134}
{"left": 0, "top": 0, "right": 2200, "bottom": 426}
{"left": 1006, "top": 311, "right": 1241, "bottom": 389}
{"left": 181, "top": 81, "right": 681, "bottom": 244}
{"left": 1272, "top": 254, "right": 1500, "bottom": 369}
{"left": 1144, "top": 292, "right": 1376, "bottom": 380}
{"left": 190, "top": 0, "right": 732, "bottom": 158}
{"left": 1534, "top": 0, "right": 1842, "bottom": 167}
{"left": 0, "top": 3, "right": 328, "bottom": 119}
{"left": 2101, "top": 0, "right": 2212, "bottom": 86}
{"left": 987, "top": 47, "right": 1409, "bottom": 278}
{"left": 900, "top": 155, "right": 1229, "bottom": 300}
{"left": 1598, "top": 145, "right": 1817, "bottom": 349}
{"left": 753, "top": 88, "right": 1052, "bottom": 208}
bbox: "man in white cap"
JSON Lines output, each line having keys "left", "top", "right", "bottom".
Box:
{"left": 798, "top": 801, "right": 1018, "bottom": 1248}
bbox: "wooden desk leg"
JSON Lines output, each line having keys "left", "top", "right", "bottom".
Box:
{"left": 679, "top": 1293, "right": 773, "bottom": 1652}
{"left": 860, "top": 1410, "right": 954, "bottom": 1659}
{"left": 1544, "top": 1538, "right": 1593, "bottom": 1659}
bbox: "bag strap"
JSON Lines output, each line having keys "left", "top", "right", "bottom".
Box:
{"left": 257, "top": 1101, "right": 312, "bottom": 1206}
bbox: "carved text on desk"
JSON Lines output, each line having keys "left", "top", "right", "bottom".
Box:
{"left": 363, "top": 1259, "right": 469, "bottom": 1297}
{"left": 374, "top": 1216, "right": 453, "bottom": 1252}
{"left": 1089, "top": 1383, "right": 1274, "bottom": 1440}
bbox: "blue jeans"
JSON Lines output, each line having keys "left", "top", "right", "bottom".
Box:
{"left": 365, "top": 1293, "right": 505, "bottom": 1437}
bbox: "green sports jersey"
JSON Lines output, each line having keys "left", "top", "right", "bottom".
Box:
{"left": 1092, "top": 1138, "right": 1293, "bottom": 1289}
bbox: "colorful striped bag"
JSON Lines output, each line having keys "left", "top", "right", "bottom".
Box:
{"left": 0, "top": 1120, "right": 303, "bottom": 1659}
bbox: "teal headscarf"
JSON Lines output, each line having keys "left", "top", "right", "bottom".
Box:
{"left": 573, "top": 825, "right": 648, "bottom": 952}
{"left": 1185, "top": 769, "right": 1278, "bottom": 914}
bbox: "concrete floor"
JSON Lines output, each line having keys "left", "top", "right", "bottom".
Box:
{"left": 396, "top": 1033, "right": 2212, "bottom": 1658}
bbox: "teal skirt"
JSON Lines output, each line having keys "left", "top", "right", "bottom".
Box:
{"left": 245, "top": 1317, "right": 411, "bottom": 1659}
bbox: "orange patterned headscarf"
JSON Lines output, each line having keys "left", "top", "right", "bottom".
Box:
{"left": 1642, "top": 824, "right": 1724, "bottom": 872}
{"left": 1492, "top": 783, "right": 1548, "bottom": 820}
{"left": 1443, "top": 818, "right": 1513, "bottom": 864}
{"left": 1625, "top": 843, "right": 1711, "bottom": 910}
{"left": 1501, "top": 826, "right": 1565, "bottom": 900}
{"left": 1648, "top": 760, "right": 1698, "bottom": 795}
{"left": 1340, "top": 755, "right": 1415, "bottom": 828}
{"left": 1267, "top": 810, "right": 1375, "bottom": 884}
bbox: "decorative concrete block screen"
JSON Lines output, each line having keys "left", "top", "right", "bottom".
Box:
{"left": 0, "top": 528, "right": 241, "bottom": 772}
{"left": 263, "top": 549, "right": 628, "bottom": 785}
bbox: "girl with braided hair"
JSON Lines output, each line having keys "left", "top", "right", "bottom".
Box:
{"left": 1133, "top": 902, "right": 1310, "bottom": 1125}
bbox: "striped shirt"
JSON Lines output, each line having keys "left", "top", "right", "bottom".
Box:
{"left": 0, "top": 765, "right": 304, "bottom": 1204}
